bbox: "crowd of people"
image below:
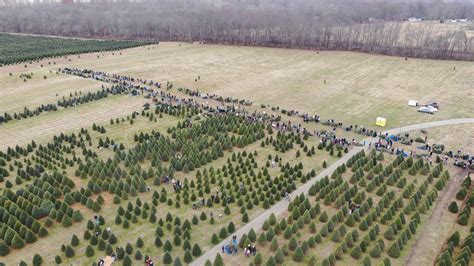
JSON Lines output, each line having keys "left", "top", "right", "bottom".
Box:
{"left": 372, "top": 132, "right": 473, "bottom": 170}
{"left": 62, "top": 67, "right": 474, "bottom": 173}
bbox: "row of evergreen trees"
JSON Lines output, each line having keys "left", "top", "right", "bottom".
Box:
{"left": 213, "top": 148, "right": 451, "bottom": 265}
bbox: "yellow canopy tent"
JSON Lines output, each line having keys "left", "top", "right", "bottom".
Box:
{"left": 376, "top": 117, "right": 386, "bottom": 127}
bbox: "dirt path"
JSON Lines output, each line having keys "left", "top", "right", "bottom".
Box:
{"left": 191, "top": 119, "right": 474, "bottom": 265}
{"left": 404, "top": 170, "right": 466, "bottom": 266}
{"left": 189, "top": 146, "right": 365, "bottom": 266}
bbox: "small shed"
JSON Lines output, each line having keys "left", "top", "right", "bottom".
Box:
{"left": 376, "top": 117, "right": 386, "bottom": 127}
{"left": 408, "top": 100, "right": 418, "bottom": 107}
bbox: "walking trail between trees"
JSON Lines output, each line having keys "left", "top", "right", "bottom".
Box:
{"left": 404, "top": 170, "right": 465, "bottom": 266}
{"left": 190, "top": 118, "right": 474, "bottom": 266}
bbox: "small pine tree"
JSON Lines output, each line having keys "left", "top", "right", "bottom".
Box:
{"left": 369, "top": 244, "right": 382, "bottom": 258}
{"left": 136, "top": 237, "right": 144, "bottom": 248}
{"left": 387, "top": 242, "right": 401, "bottom": 258}
{"left": 184, "top": 250, "right": 193, "bottom": 263}
{"left": 384, "top": 227, "right": 396, "bottom": 241}
{"left": 0, "top": 240, "right": 10, "bottom": 256}
{"left": 211, "top": 234, "right": 220, "bottom": 244}
{"left": 33, "top": 254, "right": 43, "bottom": 265}
{"left": 65, "top": 245, "right": 75, "bottom": 257}
{"left": 289, "top": 236, "right": 298, "bottom": 251}
{"left": 350, "top": 245, "right": 362, "bottom": 259}
{"left": 11, "top": 234, "right": 25, "bottom": 249}
{"left": 86, "top": 245, "right": 95, "bottom": 257}
{"left": 164, "top": 240, "right": 173, "bottom": 252}
{"left": 457, "top": 213, "right": 469, "bottom": 226}
{"left": 192, "top": 243, "right": 202, "bottom": 257}
{"left": 242, "top": 212, "right": 249, "bottom": 223}
{"left": 71, "top": 234, "right": 80, "bottom": 246}
{"left": 123, "top": 255, "right": 132, "bottom": 266}
{"left": 213, "top": 253, "right": 224, "bottom": 266}
{"left": 163, "top": 252, "right": 173, "bottom": 264}
{"left": 254, "top": 253, "right": 263, "bottom": 265}
{"left": 135, "top": 250, "right": 142, "bottom": 260}
{"left": 270, "top": 237, "right": 279, "bottom": 251}
{"left": 174, "top": 257, "right": 183, "bottom": 266}
{"left": 248, "top": 229, "right": 257, "bottom": 242}
{"left": 275, "top": 248, "right": 285, "bottom": 264}
{"left": 448, "top": 201, "right": 459, "bottom": 213}
{"left": 292, "top": 247, "right": 304, "bottom": 262}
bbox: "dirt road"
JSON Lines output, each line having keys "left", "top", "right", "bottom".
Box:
{"left": 191, "top": 119, "right": 474, "bottom": 266}
{"left": 404, "top": 170, "right": 466, "bottom": 265}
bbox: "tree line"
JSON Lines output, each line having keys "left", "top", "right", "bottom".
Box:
{"left": 0, "top": 0, "right": 473, "bottom": 60}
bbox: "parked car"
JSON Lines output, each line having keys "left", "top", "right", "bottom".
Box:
{"left": 418, "top": 107, "right": 435, "bottom": 114}
{"left": 426, "top": 101, "right": 439, "bottom": 109}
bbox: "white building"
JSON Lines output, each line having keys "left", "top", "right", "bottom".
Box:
{"left": 408, "top": 17, "right": 423, "bottom": 22}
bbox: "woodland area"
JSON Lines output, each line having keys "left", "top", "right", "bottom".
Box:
{"left": 0, "top": 0, "right": 473, "bottom": 59}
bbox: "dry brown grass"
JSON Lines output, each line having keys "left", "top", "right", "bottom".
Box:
{"left": 412, "top": 124, "right": 474, "bottom": 155}
{"left": 1, "top": 42, "right": 472, "bottom": 151}
{"left": 56, "top": 42, "right": 474, "bottom": 128}
{"left": 0, "top": 95, "right": 145, "bottom": 150}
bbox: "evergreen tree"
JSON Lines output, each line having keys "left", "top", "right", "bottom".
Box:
{"left": 448, "top": 201, "right": 459, "bottom": 213}
{"left": 292, "top": 247, "right": 304, "bottom": 262}
{"left": 135, "top": 250, "right": 142, "bottom": 260}
{"left": 184, "top": 250, "right": 193, "bottom": 263}
{"left": 370, "top": 244, "right": 382, "bottom": 258}
{"left": 192, "top": 243, "right": 202, "bottom": 256}
{"left": 0, "top": 241, "right": 10, "bottom": 256}
{"left": 86, "top": 245, "right": 95, "bottom": 257}
{"left": 248, "top": 229, "right": 257, "bottom": 242}
{"left": 254, "top": 253, "right": 263, "bottom": 265}
{"left": 12, "top": 234, "right": 25, "bottom": 249}
{"left": 211, "top": 234, "right": 220, "bottom": 244}
{"left": 270, "top": 237, "right": 279, "bottom": 251}
{"left": 71, "top": 234, "right": 80, "bottom": 246}
{"left": 65, "top": 245, "right": 75, "bottom": 257}
{"left": 163, "top": 252, "right": 173, "bottom": 264}
{"left": 289, "top": 236, "right": 298, "bottom": 251}
{"left": 123, "top": 255, "right": 132, "bottom": 266}
{"left": 275, "top": 248, "right": 285, "bottom": 264}
{"left": 350, "top": 245, "right": 362, "bottom": 259}
{"left": 213, "top": 253, "right": 224, "bottom": 266}
{"left": 174, "top": 257, "right": 183, "bottom": 266}
{"left": 387, "top": 242, "right": 401, "bottom": 258}
{"left": 32, "top": 254, "right": 43, "bottom": 265}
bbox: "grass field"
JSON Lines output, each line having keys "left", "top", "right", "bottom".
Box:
{"left": 0, "top": 70, "right": 106, "bottom": 113}
{"left": 8, "top": 42, "right": 474, "bottom": 127}
{"left": 0, "top": 95, "right": 145, "bottom": 150}
{"left": 1, "top": 42, "right": 473, "bottom": 146}
{"left": 69, "top": 43, "right": 473, "bottom": 127}
{"left": 0, "top": 40, "right": 472, "bottom": 266}
{"left": 411, "top": 125, "right": 474, "bottom": 155}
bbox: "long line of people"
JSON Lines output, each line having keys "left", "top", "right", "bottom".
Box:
{"left": 62, "top": 67, "right": 473, "bottom": 170}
